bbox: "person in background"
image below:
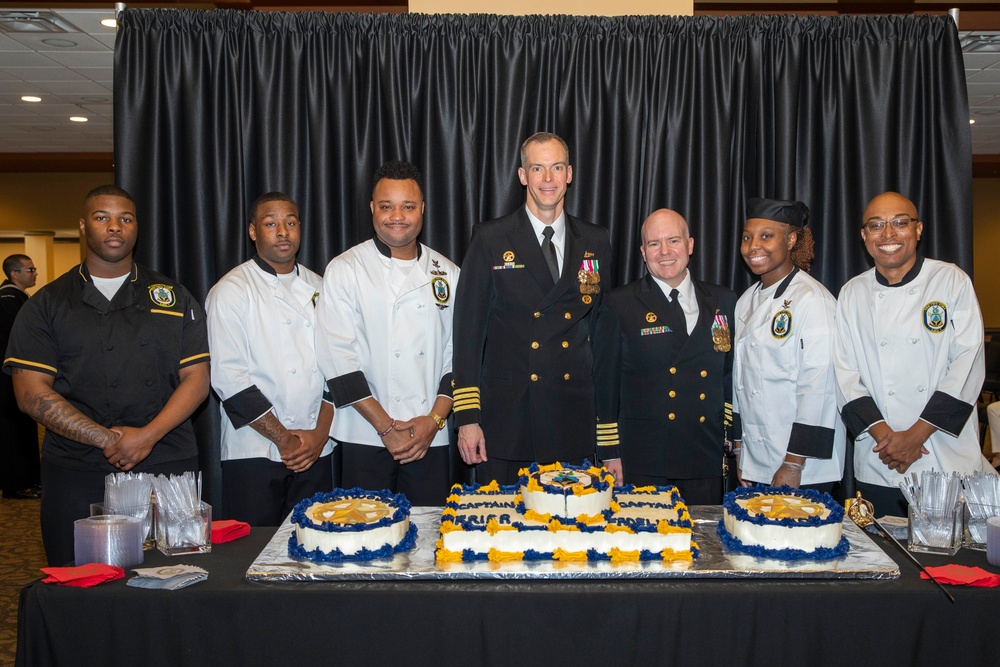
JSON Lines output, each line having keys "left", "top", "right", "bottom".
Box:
{"left": 592, "top": 208, "right": 735, "bottom": 505}
{"left": 0, "top": 254, "right": 41, "bottom": 499}
{"left": 317, "top": 160, "right": 459, "bottom": 505}
{"left": 206, "top": 192, "right": 333, "bottom": 525}
{"left": 833, "top": 191, "right": 993, "bottom": 517}
{"left": 4, "top": 185, "right": 209, "bottom": 565}
{"left": 731, "top": 197, "right": 844, "bottom": 493}
{"left": 452, "top": 132, "right": 613, "bottom": 484}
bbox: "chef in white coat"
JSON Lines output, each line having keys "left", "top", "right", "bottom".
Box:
{"left": 834, "top": 191, "right": 992, "bottom": 517}
{"left": 207, "top": 192, "right": 334, "bottom": 526}
{"left": 732, "top": 198, "right": 845, "bottom": 492}
{"left": 317, "top": 160, "right": 459, "bottom": 505}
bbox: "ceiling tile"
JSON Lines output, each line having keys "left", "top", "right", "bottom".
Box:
{"left": 43, "top": 52, "right": 113, "bottom": 68}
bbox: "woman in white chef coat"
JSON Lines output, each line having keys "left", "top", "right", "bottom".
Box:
{"left": 731, "top": 198, "right": 845, "bottom": 492}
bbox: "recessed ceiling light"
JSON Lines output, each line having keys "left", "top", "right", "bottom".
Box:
{"left": 101, "top": 18, "right": 117, "bottom": 28}
{"left": 69, "top": 116, "right": 88, "bottom": 122}
{"left": 40, "top": 38, "right": 77, "bottom": 48}
{"left": 970, "top": 118, "right": 977, "bottom": 124}
{"left": 21, "top": 95, "right": 42, "bottom": 102}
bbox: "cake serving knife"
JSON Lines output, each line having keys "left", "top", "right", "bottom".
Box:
{"left": 847, "top": 492, "right": 954, "bottom": 603}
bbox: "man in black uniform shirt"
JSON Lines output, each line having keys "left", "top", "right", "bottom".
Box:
{"left": 3, "top": 186, "right": 210, "bottom": 565}
{"left": 452, "top": 132, "right": 613, "bottom": 484}
{"left": 592, "top": 209, "right": 736, "bottom": 505}
{"left": 0, "top": 254, "right": 41, "bottom": 499}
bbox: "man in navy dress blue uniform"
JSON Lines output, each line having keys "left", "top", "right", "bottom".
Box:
{"left": 592, "top": 208, "right": 736, "bottom": 505}
{"left": 452, "top": 132, "right": 613, "bottom": 484}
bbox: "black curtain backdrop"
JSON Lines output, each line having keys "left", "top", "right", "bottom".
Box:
{"left": 113, "top": 10, "right": 972, "bottom": 506}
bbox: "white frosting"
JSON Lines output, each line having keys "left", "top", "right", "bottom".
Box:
{"left": 295, "top": 517, "right": 409, "bottom": 556}
{"left": 722, "top": 494, "right": 842, "bottom": 553}
{"left": 294, "top": 495, "right": 409, "bottom": 556}
{"left": 441, "top": 490, "right": 692, "bottom": 558}
{"left": 520, "top": 469, "right": 614, "bottom": 519}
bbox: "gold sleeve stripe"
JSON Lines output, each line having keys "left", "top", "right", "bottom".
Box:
{"left": 597, "top": 439, "right": 620, "bottom": 447}
{"left": 3, "top": 357, "right": 57, "bottom": 373}
{"left": 180, "top": 352, "right": 210, "bottom": 365}
{"left": 596, "top": 423, "right": 618, "bottom": 430}
{"left": 150, "top": 309, "right": 184, "bottom": 317}
{"left": 453, "top": 401, "right": 481, "bottom": 412}
{"left": 453, "top": 387, "right": 480, "bottom": 397}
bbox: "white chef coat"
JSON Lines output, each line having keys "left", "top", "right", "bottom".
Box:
{"left": 317, "top": 239, "right": 459, "bottom": 447}
{"left": 834, "top": 257, "right": 990, "bottom": 487}
{"left": 733, "top": 269, "right": 846, "bottom": 485}
{"left": 206, "top": 258, "right": 333, "bottom": 462}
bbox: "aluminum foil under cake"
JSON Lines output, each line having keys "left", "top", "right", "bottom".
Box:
{"left": 245, "top": 506, "right": 900, "bottom": 581}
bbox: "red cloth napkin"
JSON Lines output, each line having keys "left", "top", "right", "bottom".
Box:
{"left": 920, "top": 564, "right": 1000, "bottom": 587}
{"left": 41, "top": 563, "right": 124, "bottom": 587}
{"left": 211, "top": 519, "right": 251, "bottom": 544}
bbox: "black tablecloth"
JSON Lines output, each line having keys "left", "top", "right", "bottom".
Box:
{"left": 17, "top": 528, "right": 999, "bottom": 666}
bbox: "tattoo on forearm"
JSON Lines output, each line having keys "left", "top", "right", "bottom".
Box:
{"left": 250, "top": 411, "right": 288, "bottom": 445}
{"left": 19, "top": 386, "right": 113, "bottom": 449}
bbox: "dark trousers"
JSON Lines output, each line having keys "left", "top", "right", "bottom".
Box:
{"left": 627, "top": 472, "right": 723, "bottom": 506}
{"left": 475, "top": 457, "right": 589, "bottom": 487}
{"left": 339, "top": 442, "right": 451, "bottom": 506}
{"left": 856, "top": 479, "right": 908, "bottom": 518}
{"left": 41, "top": 456, "right": 198, "bottom": 566}
{"left": 0, "top": 374, "right": 40, "bottom": 494}
{"left": 221, "top": 454, "right": 332, "bottom": 526}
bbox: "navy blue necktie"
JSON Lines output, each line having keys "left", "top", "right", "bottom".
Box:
{"left": 668, "top": 288, "right": 688, "bottom": 339}
{"left": 541, "top": 226, "right": 559, "bottom": 283}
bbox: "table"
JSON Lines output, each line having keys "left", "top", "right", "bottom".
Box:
{"left": 17, "top": 527, "right": 999, "bottom": 666}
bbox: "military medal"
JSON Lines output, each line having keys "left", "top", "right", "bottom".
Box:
{"left": 578, "top": 259, "right": 601, "bottom": 295}
{"left": 712, "top": 310, "right": 731, "bottom": 352}
{"left": 493, "top": 250, "right": 524, "bottom": 271}
{"left": 430, "top": 259, "right": 447, "bottom": 276}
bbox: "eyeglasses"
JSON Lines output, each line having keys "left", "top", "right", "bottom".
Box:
{"left": 862, "top": 215, "right": 916, "bottom": 234}
{"left": 12, "top": 267, "right": 36, "bottom": 274}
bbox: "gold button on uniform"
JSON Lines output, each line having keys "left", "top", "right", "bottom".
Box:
{"left": 699, "top": 416, "right": 706, "bottom": 423}
{"left": 561, "top": 341, "right": 569, "bottom": 348}
{"left": 564, "top": 373, "right": 571, "bottom": 380}
{"left": 530, "top": 374, "right": 538, "bottom": 381}
{"left": 668, "top": 413, "right": 676, "bottom": 420}
{"left": 669, "top": 367, "right": 677, "bottom": 374}
{"left": 668, "top": 390, "right": 676, "bottom": 398}
{"left": 699, "top": 393, "right": 705, "bottom": 400}
{"left": 700, "top": 370, "right": 708, "bottom": 377}
{"left": 531, "top": 342, "right": 539, "bottom": 349}
{"left": 564, "top": 312, "right": 572, "bottom": 320}
{"left": 534, "top": 311, "right": 541, "bottom": 318}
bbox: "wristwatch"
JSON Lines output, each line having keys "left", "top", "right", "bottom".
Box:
{"left": 429, "top": 412, "right": 447, "bottom": 430}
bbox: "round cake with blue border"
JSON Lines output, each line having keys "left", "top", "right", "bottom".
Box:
{"left": 288, "top": 488, "right": 417, "bottom": 562}
{"left": 717, "top": 486, "right": 849, "bottom": 560}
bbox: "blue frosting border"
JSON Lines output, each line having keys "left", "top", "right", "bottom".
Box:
{"left": 716, "top": 521, "right": 849, "bottom": 560}
{"left": 289, "top": 522, "right": 418, "bottom": 562}
{"left": 290, "top": 487, "right": 411, "bottom": 534}
{"left": 517, "top": 460, "right": 613, "bottom": 496}
{"left": 721, "top": 485, "right": 844, "bottom": 527}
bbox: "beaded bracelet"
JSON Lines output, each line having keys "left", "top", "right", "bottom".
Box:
{"left": 377, "top": 419, "right": 396, "bottom": 438}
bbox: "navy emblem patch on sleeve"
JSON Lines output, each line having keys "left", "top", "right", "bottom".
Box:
{"left": 432, "top": 277, "right": 451, "bottom": 307}
{"left": 149, "top": 284, "right": 176, "bottom": 308}
{"left": 923, "top": 301, "right": 947, "bottom": 333}
{"left": 771, "top": 310, "right": 792, "bottom": 339}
